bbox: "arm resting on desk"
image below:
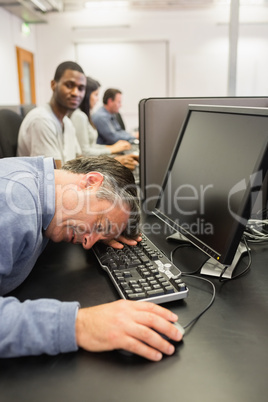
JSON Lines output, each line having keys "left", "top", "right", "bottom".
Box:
{"left": 0, "top": 296, "right": 79, "bottom": 358}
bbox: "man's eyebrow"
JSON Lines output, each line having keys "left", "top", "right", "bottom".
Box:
{"left": 65, "top": 79, "right": 85, "bottom": 87}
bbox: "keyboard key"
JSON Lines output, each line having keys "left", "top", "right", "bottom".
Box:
{"left": 128, "top": 293, "right": 146, "bottom": 300}
{"left": 92, "top": 234, "right": 189, "bottom": 304}
{"left": 147, "top": 289, "right": 165, "bottom": 296}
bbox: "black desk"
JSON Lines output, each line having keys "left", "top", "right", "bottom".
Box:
{"left": 1, "top": 216, "right": 268, "bottom": 402}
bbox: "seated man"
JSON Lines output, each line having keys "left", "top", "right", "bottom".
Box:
{"left": 92, "top": 88, "right": 139, "bottom": 145}
{"left": 17, "top": 61, "right": 86, "bottom": 169}
{"left": 0, "top": 155, "right": 182, "bottom": 361}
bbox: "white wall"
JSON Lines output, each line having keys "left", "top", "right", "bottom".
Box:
{"left": 0, "top": 8, "right": 36, "bottom": 106}
{"left": 33, "top": 3, "right": 268, "bottom": 128}
{"left": 35, "top": 6, "right": 232, "bottom": 114}
{"left": 75, "top": 40, "right": 168, "bottom": 130}
{"left": 1, "top": 3, "right": 268, "bottom": 128}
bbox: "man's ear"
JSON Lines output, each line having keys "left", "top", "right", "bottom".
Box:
{"left": 79, "top": 172, "right": 104, "bottom": 190}
{"left": 51, "top": 79, "right": 56, "bottom": 91}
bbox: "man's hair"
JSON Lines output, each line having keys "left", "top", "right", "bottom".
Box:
{"left": 53, "top": 61, "right": 84, "bottom": 82}
{"left": 61, "top": 156, "right": 140, "bottom": 238}
{"left": 103, "top": 88, "right": 122, "bottom": 105}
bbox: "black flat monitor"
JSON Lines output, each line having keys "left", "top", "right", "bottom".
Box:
{"left": 153, "top": 105, "right": 268, "bottom": 278}
{"left": 139, "top": 96, "right": 268, "bottom": 212}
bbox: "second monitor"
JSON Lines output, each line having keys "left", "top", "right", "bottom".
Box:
{"left": 139, "top": 96, "right": 268, "bottom": 212}
{"left": 153, "top": 104, "right": 268, "bottom": 278}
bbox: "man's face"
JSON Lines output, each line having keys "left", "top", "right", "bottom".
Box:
{"left": 109, "top": 93, "right": 122, "bottom": 114}
{"left": 46, "top": 190, "right": 130, "bottom": 250}
{"left": 52, "top": 69, "right": 86, "bottom": 112}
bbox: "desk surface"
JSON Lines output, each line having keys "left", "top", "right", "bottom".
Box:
{"left": 1, "top": 216, "right": 268, "bottom": 402}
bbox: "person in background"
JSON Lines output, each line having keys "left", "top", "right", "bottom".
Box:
{"left": 70, "top": 77, "right": 139, "bottom": 171}
{"left": 92, "top": 88, "right": 139, "bottom": 145}
{"left": 17, "top": 61, "right": 86, "bottom": 169}
{"left": 0, "top": 155, "right": 183, "bottom": 361}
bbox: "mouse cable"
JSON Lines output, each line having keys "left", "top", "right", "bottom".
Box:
{"left": 180, "top": 274, "right": 216, "bottom": 331}
{"left": 169, "top": 244, "right": 216, "bottom": 330}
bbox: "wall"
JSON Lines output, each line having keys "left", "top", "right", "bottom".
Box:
{"left": 35, "top": 6, "right": 231, "bottom": 108}
{"left": 0, "top": 8, "right": 36, "bottom": 106}
{"left": 1, "top": 3, "right": 268, "bottom": 128}
{"left": 33, "top": 3, "right": 268, "bottom": 129}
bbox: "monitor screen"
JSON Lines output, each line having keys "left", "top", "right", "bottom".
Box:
{"left": 154, "top": 105, "right": 268, "bottom": 267}
{"left": 139, "top": 96, "right": 268, "bottom": 212}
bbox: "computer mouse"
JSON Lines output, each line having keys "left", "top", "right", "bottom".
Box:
{"left": 173, "top": 321, "right": 185, "bottom": 336}
{"left": 156, "top": 321, "right": 184, "bottom": 345}
{"left": 117, "top": 321, "right": 184, "bottom": 357}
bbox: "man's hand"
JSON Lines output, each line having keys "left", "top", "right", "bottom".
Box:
{"left": 103, "top": 234, "right": 142, "bottom": 249}
{"left": 75, "top": 300, "right": 183, "bottom": 361}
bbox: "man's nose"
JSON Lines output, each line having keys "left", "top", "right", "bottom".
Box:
{"left": 81, "top": 232, "right": 102, "bottom": 250}
{"left": 71, "top": 86, "right": 79, "bottom": 96}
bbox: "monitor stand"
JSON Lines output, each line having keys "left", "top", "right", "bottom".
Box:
{"left": 166, "top": 232, "right": 248, "bottom": 279}
{"left": 200, "top": 242, "right": 248, "bottom": 279}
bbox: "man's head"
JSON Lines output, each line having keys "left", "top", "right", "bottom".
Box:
{"left": 103, "top": 88, "right": 122, "bottom": 114}
{"left": 51, "top": 61, "right": 86, "bottom": 113}
{"left": 46, "top": 156, "right": 140, "bottom": 249}
{"left": 53, "top": 61, "right": 84, "bottom": 82}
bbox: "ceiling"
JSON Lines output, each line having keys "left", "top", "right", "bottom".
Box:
{"left": 0, "top": 1, "right": 267, "bottom": 23}
{"left": 63, "top": 0, "right": 214, "bottom": 12}
{"left": 0, "top": 0, "right": 217, "bottom": 23}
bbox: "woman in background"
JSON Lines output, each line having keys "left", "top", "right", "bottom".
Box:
{"left": 70, "top": 77, "right": 133, "bottom": 156}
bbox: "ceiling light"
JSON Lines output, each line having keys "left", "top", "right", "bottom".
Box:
{"left": 30, "top": 0, "right": 48, "bottom": 12}
{"left": 84, "top": 1, "right": 128, "bottom": 8}
{"left": 29, "top": 0, "right": 63, "bottom": 12}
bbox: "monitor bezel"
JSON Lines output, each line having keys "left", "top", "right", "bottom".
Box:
{"left": 153, "top": 104, "right": 268, "bottom": 265}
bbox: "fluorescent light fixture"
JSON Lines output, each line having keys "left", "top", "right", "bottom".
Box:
{"left": 72, "top": 24, "right": 130, "bottom": 31}
{"left": 30, "top": 0, "right": 48, "bottom": 12}
{"left": 84, "top": 1, "right": 128, "bottom": 8}
{"left": 29, "top": 0, "right": 63, "bottom": 12}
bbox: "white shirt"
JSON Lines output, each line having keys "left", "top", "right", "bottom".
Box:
{"left": 17, "top": 103, "right": 81, "bottom": 164}
{"left": 70, "top": 108, "right": 111, "bottom": 156}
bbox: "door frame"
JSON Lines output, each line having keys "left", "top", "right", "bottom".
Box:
{"left": 16, "top": 46, "right": 36, "bottom": 104}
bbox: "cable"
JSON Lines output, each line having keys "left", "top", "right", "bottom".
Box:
{"left": 170, "top": 243, "right": 204, "bottom": 275}
{"left": 181, "top": 274, "right": 216, "bottom": 330}
{"left": 169, "top": 237, "right": 251, "bottom": 330}
{"left": 244, "top": 218, "right": 268, "bottom": 243}
{"left": 169, "top": 244, "right": 215, "bottom": 330}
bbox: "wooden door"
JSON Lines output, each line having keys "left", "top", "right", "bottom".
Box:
{"left": 16, "top": 46, "right": 36, "bottom": 104}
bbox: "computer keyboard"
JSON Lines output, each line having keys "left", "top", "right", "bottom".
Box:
{"left": 92, "top": 234, "right": 189, "bottom": 304}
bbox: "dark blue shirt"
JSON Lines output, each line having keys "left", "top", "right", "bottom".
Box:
{"left": 92, "top": 106, "right": 136, "bottom": 145}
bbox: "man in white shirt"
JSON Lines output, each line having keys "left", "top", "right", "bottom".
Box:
{"left": 17, "top": 61, "right": 86, "bottom": 169}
